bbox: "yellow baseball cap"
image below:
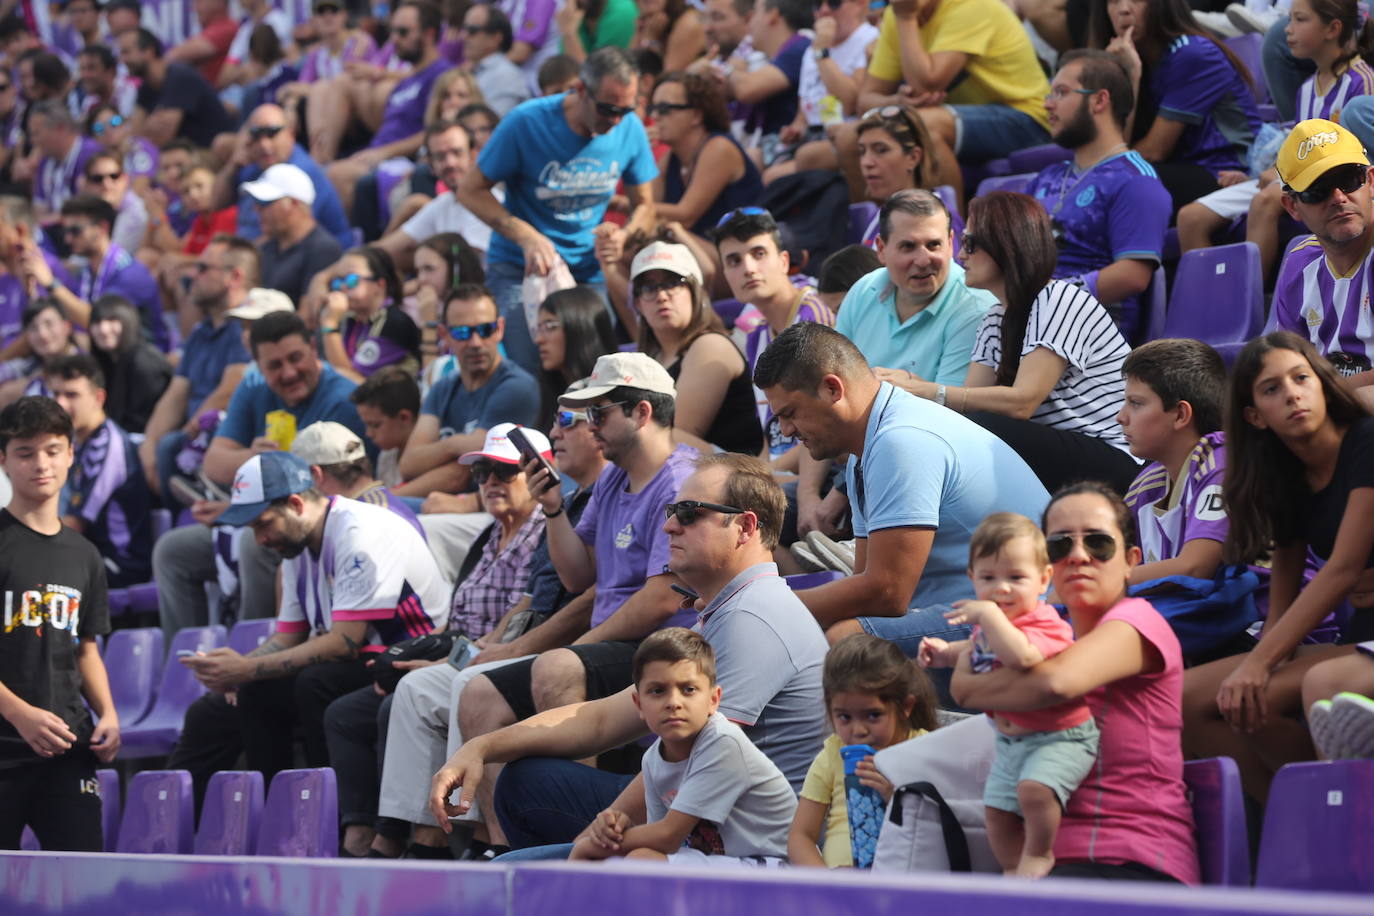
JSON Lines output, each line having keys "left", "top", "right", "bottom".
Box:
{"left": 1277, "top": 119, "right": 1370, "bottom": 192}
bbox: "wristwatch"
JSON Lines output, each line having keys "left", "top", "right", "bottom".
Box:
{"left": 813, "top": 47, "right": 831, "bottom": 60}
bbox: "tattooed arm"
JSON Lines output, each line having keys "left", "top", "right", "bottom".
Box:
{"left": 183, "top": 623, "right": 369, "bottom": 691}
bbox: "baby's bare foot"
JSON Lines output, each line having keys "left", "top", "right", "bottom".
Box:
{"left": 1015, "top": 852, "right": 1055, "bottom": 879}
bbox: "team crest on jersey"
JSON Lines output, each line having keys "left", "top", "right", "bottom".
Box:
{"left": 1303, "top": 305, "right": 1322, "bottom": 328}
{"left": 1076, "top": 185, "right": 1097, "bottom": 207}
{"left": 615, "top": 523, "right": 634, "bottom": 548}
{"left": 334, "top": 552, "right": 376, "bottom": 605}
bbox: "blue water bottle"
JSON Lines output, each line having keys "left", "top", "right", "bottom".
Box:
{"left": 840, "top": 743, "right": 883, "bottom": 868}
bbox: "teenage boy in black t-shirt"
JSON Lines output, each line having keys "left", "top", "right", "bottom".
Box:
{"left": 0, "top": 396, "right": 118, "bottom": 851}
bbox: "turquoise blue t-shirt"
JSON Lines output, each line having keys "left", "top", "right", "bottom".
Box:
{"left": 476, "top": 93, "right": 658, "bottom": 280}
{"left": 846, "top": 383, "right": 1050, "bottom": 608}
{"left": 835, "top": 263, "right": 994, "bottom": 386}
{"left": 217, "top": 363, "right": 369, "bottom": 455}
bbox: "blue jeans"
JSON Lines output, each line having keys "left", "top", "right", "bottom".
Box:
{"left": 493, "top": 842, "right": 576, "bottom": 861}
{"left": 486, "top": 259, "right": 610, "bottom": 379}
{"left": 859, "top": 603, "right": 972, "bottom": 710}
{"left": 1263, "top": 16, "right": 1314, "bottom": 123}
{"left": 493, "top": 756, "right": 635, "bottom": 848}
{"left": 950, "top": 104, "right": 1051, "bottom": 161}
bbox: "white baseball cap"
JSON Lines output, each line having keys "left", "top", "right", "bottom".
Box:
{"left": 227, "top": 287, "right": 296, "bottom": 320}
{"left": 459, "top": 422, "right": 553, "bottom": 465}
{"left": 629, "top": 242, "right": 704, "bottom": 287}
{"left": 242, "top": 163, "right": 316, "bottom": 206}
{"left": 557, "top": 352, "right": 676, "bottom": 403}
{"left": 291, "top": 421, "right": 365, "bottom": 465}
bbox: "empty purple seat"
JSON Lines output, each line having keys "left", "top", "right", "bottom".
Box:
{"left": 120, "top": 625, "right": 226, "bottom": 758}
{"left": 785, "top": 571, "right": 844, "bottom": 590}
{"left": 847, "top": 202, "right": 878, "bottom": 244}
{"left": 20, "top": 827, "right": 38, "bottom": 849}
{"left": 1257, "top": 759, "right": 1374, "bottom": 892}
{"left": 1163, "top": 242, "right": 1264, "bottom": 347}
{"left": 711, "top": 298, "right": 747, "bottom": 330}
{"left": 108, "top": 588, "right": 132, "bottom": 619}
{"left": 1183, "top": 757, "right": 1250, "bottom": 886}
{"left": 975, "top": 173, "right": 1035, "bottom": 198}
{"left": 104, "top": 627, "right": 163, "bottom": 727}
{"left": 228, "top": 618, "right": 275, "bottom": 655}
{"left": 196, "top": 771, "right": 264, "bottom": 856}
{"left": 1007, "top": 143, "right": 1072, "bottom": 174}
{"left": 126, "top": 582, "right": 159, "bottom": 614}
{"left": 256, "top": 768, "right": 339, "bottom": 858}
{"left": 116, "top": 770, "right": 195, "bottom": 854}
{"left": 97, "top": 767, "right": 121, "bottom": 851}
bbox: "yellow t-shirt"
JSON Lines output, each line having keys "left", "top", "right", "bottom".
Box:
{"left": 799, "top": 727, "right": 926, "bottom": 867}
{"left": 868, "top": 0, "right": 1050, "bottom": 129}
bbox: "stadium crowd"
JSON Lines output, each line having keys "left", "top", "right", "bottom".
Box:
{"left": 3, "top": 0, "right": 1374, "bottom": 884}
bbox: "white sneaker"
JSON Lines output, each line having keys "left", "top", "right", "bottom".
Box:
{"left": 1227, "top": 3, "right": 1281, "bottom": 35}
{"left": 1308, "top": 699, "right": 1350, "bottom": 759}
{"left": 1330, "top": 692, "right": 1374, "bottom": 758}
{"left": 1196, "top": 9, "right": 1243, "bottom": 36}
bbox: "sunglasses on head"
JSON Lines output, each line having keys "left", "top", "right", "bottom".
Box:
{"left": 329, "top": 273, "right": 375, "bottom": 291}
{"left": 447, "top": 321, "right": 499, "bottom": 341}
{"left": 715, "top": 206, "right": 770, "bottom": 229}
{"left": 664, "top": 499, "right": 745, "bottom": 526}
{"left": 636, "top": 275, "right": 688, "bottom": 299}
{"left": 249, "top": 124, "right": 285, "bottom": 141}
{"left": 1287, "top": 164, "right": 1369, "bottom": 205}
{"left": 555, "top": 408, "right": 587, "bottom": 428}
{"left": 593, "top": 99, "right": 635, "bottom": 119}
{"left": 470, "top": 462, "right": 521, "bottom": 484}
{"left": 585, "top": 400, "right": 633, "bottom": 426}
{"left": 91, "top": 114, "right": 123, "bottom": 134}
{"left": 1045, "top": 531, "right": 1117, "bottom": 563}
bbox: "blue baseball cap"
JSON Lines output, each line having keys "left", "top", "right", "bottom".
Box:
{"left": 218, "top": 451, "right": 314, "bottom": 526}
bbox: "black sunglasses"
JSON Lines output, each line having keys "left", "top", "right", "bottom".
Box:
{"left": 585, "top": 400, "right": 633, "bottom": 426}
{"left": 1288, "top": 164, "right": 1368, "bottom": 205}
{"left": 664, "top": 499, "right": 745, "bottom": 526}
{"left": 648, "top": 101, "right": 693, "bottom": 117}
{"left": 447, "top": 321, "right": 499, "bottom": 341}
{"left": 249, "top": 124, "right": 286, "bottom": 141}
{"left": 87, "top": 170, "right": 122, "bottom": 184}
{"left": 470, "top": 462, "right": 521, "bottom": 484}
{"left": 1046, "top": 532, "right": 1118, "bottom": 563}
{"left": 958, "top": 231, "right": 979, "bottom": 255}
{"left": 594, "top": 99, "right": 635, "bottom": 119}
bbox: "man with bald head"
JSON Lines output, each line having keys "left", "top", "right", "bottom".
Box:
{"left": 212, "top": 104, "right": 351, "bottom": 247}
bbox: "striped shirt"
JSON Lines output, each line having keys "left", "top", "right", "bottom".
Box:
{"left": 1266, "top": 235, "right": 1374, "bottom": 376}
{"left": 1124, "top": 432, "right": 1229, "bottom": 565}
{"left": 972, "top": 280, "right": 1132, "bottom": 451}
{"left": 1297, "top": 55, "right": 1374, "bottom": 123}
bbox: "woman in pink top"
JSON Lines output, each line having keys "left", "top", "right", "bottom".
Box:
{"left": 953, "top": 482, "right": 1200, "bottom": 884}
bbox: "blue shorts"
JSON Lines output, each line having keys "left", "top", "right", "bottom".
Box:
{"left": 983, "top": 718, "right": 1101, "bottom": 815}
{"left": 948, "top": 103, "right": 1051, "bottom": 162}
{"left": 858, "top": 605, "right": 972, "bottom": 710}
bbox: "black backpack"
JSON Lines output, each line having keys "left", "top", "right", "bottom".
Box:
{"left": 760, "top": 169, "right": 852, "bottom": 273}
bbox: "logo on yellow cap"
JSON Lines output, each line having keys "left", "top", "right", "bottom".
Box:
{"left": 1295, "top": 131, "right": 1342, "bottom": 161}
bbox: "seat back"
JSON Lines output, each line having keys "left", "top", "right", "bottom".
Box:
{"left": 1182, "top": 757, "right": 1250, "bottom": 886}
{"left": 1225, "top": 33, "right": 1269, "bottom": 103}
{"left": 227, "top": 618, "right": 276, "bottom": 655}
{"left": 1006, "top": 143, "right": 1072, "bottom": 174}
{"left": 98, "top": 767, "right": 121, "bottom": 851}
{"left": 116, "top": 770, "right": 195, "bottom": 854}
{"left": 153, "top": 625, "right": 225, "bottom": 713}
{"left": 255, "top": 768, "right": 339, "bottom": 858}
{"left": 847, "top": 202, "right": 878, "bottom": 244}
{"left": 1256, "top": 759, "right": 1374, "bottom": 891}
{"left": 195, "top": 770, "right": 265, "bottom": 856}
{"left": 975, "top": 173, "right": 1035, "bottom": 198}
{"left": 104, "top": 627, "right": 163, "bottom": 726}
{"left": 785, "top": 571, "right": 844, "bottom": 590}
{"left": 711, "top": 298, "right": 746, "bottom": 330}
{"left": 1164, "top": 242, "right": 1264, "bottom": 345}
{"left": 1141, "top": 265, "right": 1169, "bottom": 344}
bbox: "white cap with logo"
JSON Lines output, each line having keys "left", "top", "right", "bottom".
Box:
{"left": 241, "top": 162, "right": 317, "bottom": 206}
{"left": 557, "top": 352, "right": 677, "bottom": 403}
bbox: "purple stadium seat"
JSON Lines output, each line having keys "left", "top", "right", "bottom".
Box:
{"left": 1006, "top": 144, "right": 1071, "bottom": 174}
{"left": 126, "top": 582, "right": 160, "bottom": 614}
{"left": 785, "top": 571, "right": 844, "bottom": 589}
{"left": 933, "top": 185, "right": 966, "bottom": 239}
{"left": 120, "top": 625, "right": 226, "bottom": 758}
{"left": 847, "top": 202, "right": 878, "bottom": 244}
{"left": 1183, "top": 757, "right": 1250, "bottom": 887}
{"left": 712, "top": 298, "right": 746, "bottom": 329}
{"left": 195, "top": 771, "right": 264, "bottom": 856}
{"left": 1163, "top": 242, "right": 1264, "bottom": 347}
{"left": 151, "top": 509, "right": 173, "bottom": 540}
{"left": 104, "top": 627, "right": 164, "bottom": 727}
{"left": 1225, "top": 34, "right": 1269, "bottom": 104}
{"left": 108, "top": 589, "right": 131, "bottom": 619}
{"left": 256, "top": 768, "right": 339, "bottom": 858}
{"left": 98, "top": 768, "right": 120, "bottom": 851}
{"left": 20, "top": 827, "right": 38, "bottom": 850}
{"left": 116, "top": 770, "right": 195, "bottom": 854}
{"left": 227, "top": 619, "right": 275, "bottom": 655}
{"left": 1141, "top": 265, "right": 1168, "bottom": 344}
{"left": 1256, "top": 759, "right": 1374, "bottom": 892}
{"left": 974, "top": 173, "right": 1035, "bottom": 198}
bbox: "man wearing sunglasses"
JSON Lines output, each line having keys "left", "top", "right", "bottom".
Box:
{"left": 1267, "top": 119, "right": 1374, "bottom": 396}
{"left": 428, "top": 451, "right": 830, "bottom": 851}
{"left": 461, "top": 5, "right": 532, "bottom": 118}
{"left": 215, "top": 104, "right": 351, "bottom": 250}
{"left": 459, "top": 46, "right": 658, "bottom": 374}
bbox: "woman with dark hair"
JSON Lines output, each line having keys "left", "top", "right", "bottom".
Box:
{"left": 88, "top": 294, "right": 173, "bottom": 434}
{"left": 320, "top": 246, "right": 421, "bottom": 383}
{"left": 631, "top": 0, "right": 705, "bottom": 72}
{"left": 852, "top": 105, "right": 961, "bottom": 244}
{"left": 456, "top": 103, "right": 501, "bottom": 152}
{"left": 1183, "top": 331, "right": 1374, "bottom": 801}
{"left": 887, "top": 192, "right": 1137, "bottom": 495}
{"left": 649, "top": 71, "right": 764, "bottom": 239}
{"left": 631, "top": 242, "right": 762, "bottom": 454}
{"left": 533, "top": 285, "right": 618, "bottom": 427}
{"left": 1089, "top": 0, "right": 1261, "bottom": 210}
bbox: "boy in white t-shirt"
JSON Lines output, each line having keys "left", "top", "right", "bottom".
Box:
{"left": 569, "top": 628, "right": 797, "bottom": 865}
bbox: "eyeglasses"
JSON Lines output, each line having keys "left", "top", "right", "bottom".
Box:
{"left": 555, "top": 408, "right": 587, "bottom": 428}
{"left": 714, "top": 206, "right": 770, "bottom": 229}
{"left": 1045, "top": 86, "right": 1097, "bottom": 101}
{"left": 958, "top": 231, "right": 979, "bottom": 255}
{"left": 636, "top": 275, "right": 688, "bottom": 299}
{"left": 593, "top": 99, "right": 635, "bottom": 119}
{"left": 392, "top": 25, "right": 414, "bottom": 36}
{"left": 647, "top": 101, "right": 693, "bottom": 117}
{"left": 87, "top": 170, "right": 122, "bottom": 184}
{"left": 1045, "top": 532, "right": 1118, "bottom": 563}
{"left": 249, "top": 124, "right": 285, "bottom": 141}
{"left": 664, "top": 499, "right": 745, "bottom": 526}
{"left": 329, "top": 273, "right": 377, "bottom": 291}
{"left": 585, "top": 400, "right": 633, "bottom": 426}
{"left": 1288, "top": 164, "right": 1369, "bottom": 205}
{"left": 61, "top": 223, "right": 91, "bottom": 237}
{"left": 470, "top": 462, "right": 522, "bottom": 484}
{"left": 447, "top": 321, "right": 499, "bottom": 340}
{"left": 535, "top": 318, "right": 562, "bottom": 334}
{"left": 91, "top": 114, "right": 123, "bottom": 134}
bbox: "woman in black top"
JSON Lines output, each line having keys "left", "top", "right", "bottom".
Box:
{"left": 88, "top": 294, "right": 172, "bottom": 433}
{"left": 1183, "top": 331, "right": 1374, "bottom": 801}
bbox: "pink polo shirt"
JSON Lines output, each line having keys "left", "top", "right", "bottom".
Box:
{"left": 1055, "top": 597, "right": 1200, "bottom": 885}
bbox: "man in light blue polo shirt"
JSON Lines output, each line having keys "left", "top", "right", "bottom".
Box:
{"left": 755, "top": 322, "right": 1048, "bottom": 706}
{"left": 835, "top": 189, "right": 994, "bottom": 386}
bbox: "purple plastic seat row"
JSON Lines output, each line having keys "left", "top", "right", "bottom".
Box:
{"left": 106, "top": 628, "right": 164, "bottom": 727}
{"left": 1162, "top": 242, "right": 1264, "bottom": 347}
{"left": 974, "top": 172, "right": 1035, "bottom": 198}
{"left": 117, "top": 770, "right": 195, "bottom": 855}
{"left": 195, "top": 771, "right": 264, "bottom": 856}
{"left": 1257, "top": 758, "right": 1374, "bottom": 892}
{"left": 19, "top": 772, "right": 120, "bottom": 852}
{"left": 256, "top": 768, "right": 339, "bottom": 858}
{"left": 120, "top": 625, "right": 226, "bottom": 759}
{"left": 1182, "top": 756, "right": 1250, "bottom": 887}
{"left": 784, "top": 571, "right": 844, "bottom": 590}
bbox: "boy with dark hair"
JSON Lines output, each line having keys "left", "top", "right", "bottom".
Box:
{"left": 45, "top": 354, "right": 154, "bottom": 586}
{"left": 0, "top": 396, "right": 119, "bottom": 850}
{"left": 1117, "top": 338, "right": 1231, "bottom": 584}
{"left": 570, "top": 627, "right": 796, "bottom": 864}
{"left": 350, "top": 366, "right": 422, "bottom": 488}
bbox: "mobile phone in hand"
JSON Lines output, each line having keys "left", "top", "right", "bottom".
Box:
{"left": 447, "top": 635, "right": 478, "bottom": 670}
{"left": 508, "top": 426, "right": 560, "bottom": 488}
{"left": 671, "top": 583, "right": 699, "bottom": 601}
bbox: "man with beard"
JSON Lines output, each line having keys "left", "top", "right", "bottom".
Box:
{"left": 1023, "top": 50, "right": 1170, "bottom": 345}
{"left": 173, "top": 450, "right": 447, "bottom": 803}
{"left": 1265, "top": 119, "right": 1374, "bottom": 395}
{"left": 118, "top": 28, "right": 233, "bottom": 149}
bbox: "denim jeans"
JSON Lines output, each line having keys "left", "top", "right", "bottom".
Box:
{"left": 493, "top": 756, "right": 635, "bottom": 848}
{"left": 485, "top": 259, "right": 611, "bottom": 379}
{"left": 1263, "top": 16, "right": 1315, "bottom": 123}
